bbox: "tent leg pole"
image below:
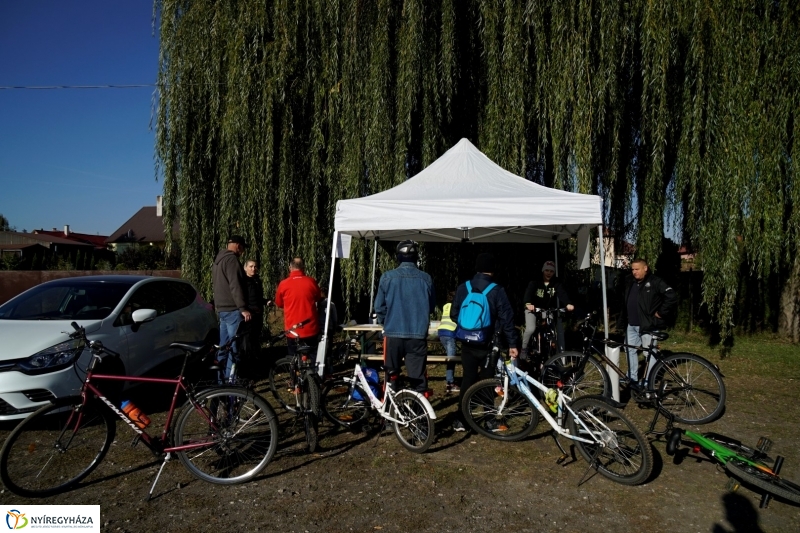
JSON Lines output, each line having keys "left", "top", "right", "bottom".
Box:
{"left": 318, "top": 231, "right": 339, "bottom": 377}
{"left": 368, "top": 239, "right": 378, "bottom": 315}
{"left": 553, "top": 240, "right": 559, "bottom": 276}
{"left": 598, "top": 225, "right": 616, "bottom": 401}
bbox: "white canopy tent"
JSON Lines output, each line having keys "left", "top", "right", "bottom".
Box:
{"left": 319, "top": 138, "right": 612, "bottom": 390}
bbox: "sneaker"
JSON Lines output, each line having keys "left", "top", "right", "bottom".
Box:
{"left": 485, "top": 418, "right": 508, "bottom": 433}
{"left": 446, "top": 383, "right": 461, "bottom": 394}
{"left": 452, "top": 419, "right": 467, "bottom": 432}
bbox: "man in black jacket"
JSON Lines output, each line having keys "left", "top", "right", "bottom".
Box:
{"left": 450, "top": 253, "right": 519, "bottom": 431}
{"left": 618, "top": 258, "right": 678, "bottom": 383}
{"left": 522, "top": 260, "right": 575, "bottom": 355}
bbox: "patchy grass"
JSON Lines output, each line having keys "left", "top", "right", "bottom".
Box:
{"left": 665, "top": 331, "right": 800, "bottom": 380}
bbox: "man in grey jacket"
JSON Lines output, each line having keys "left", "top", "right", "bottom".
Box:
{"left": 212, "top": 235, "right": 252, "bottom": 379}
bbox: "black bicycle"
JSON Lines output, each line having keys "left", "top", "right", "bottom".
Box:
{"left": 267, "top": 320, "right": 321, "bottom": 452}
{"left": 543, "top": 313, "right": 726, "bottom": 425}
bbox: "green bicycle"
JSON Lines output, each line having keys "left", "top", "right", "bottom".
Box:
{"left": 666, "top": 429, "right": 800, "bottom": 507}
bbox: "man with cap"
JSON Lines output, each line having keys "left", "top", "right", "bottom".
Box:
{"left": 450, "top": 252, "right": 518, "bottom": 431}
{"left": 212, "top": 235, "right": 252, "bottom": 380}
{"left": 522, "top": 260, "right": 575, "bottom": 356}
{"left": 374, "top": 240, "right": 436, "bottom": 394}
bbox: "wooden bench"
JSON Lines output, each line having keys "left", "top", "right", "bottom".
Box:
{"left": 361, "top": 354, "right": 461, "bottom": 364}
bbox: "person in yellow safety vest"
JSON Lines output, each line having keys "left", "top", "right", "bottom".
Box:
{"left": 438, "top": 291, "right": 460, "bottom": 394}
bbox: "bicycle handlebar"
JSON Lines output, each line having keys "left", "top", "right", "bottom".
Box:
{"left": 67, "top": 321, "right": 121, "bottom": 359}
{"left": 531, "top": 307, "right": 568, "bottom": 316}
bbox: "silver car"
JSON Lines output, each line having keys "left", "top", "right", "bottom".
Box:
{"left": 0, "top": 275, "right": 217, "bottom": 420}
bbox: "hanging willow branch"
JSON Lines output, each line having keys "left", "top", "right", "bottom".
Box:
{"left": 155, "top": 0, "right": 800, "bottom": 339}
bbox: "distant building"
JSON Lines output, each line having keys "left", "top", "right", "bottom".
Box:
{"left": 0, "top": 230, "right": 94, "bottom": 259}
{"left": 594, "top": 228, "right": 636, "bottom": 269}
{"left": 33, "top": 226, "right": 109, "bottom": 251}
{"left": 106, "top": 196, "right": 179, "bottom": 253}
{"left": 678, "top": 245, "right": 698, "bottom": 271}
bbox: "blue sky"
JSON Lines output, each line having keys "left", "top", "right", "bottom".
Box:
{"left": 0, "top": 1, "right": 162, "bottom": 236}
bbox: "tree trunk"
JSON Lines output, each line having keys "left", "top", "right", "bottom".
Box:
{"left": 779, "top": 258, "right": 800, "bottom": 343}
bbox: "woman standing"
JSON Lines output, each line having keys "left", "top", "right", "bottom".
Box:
{"left": 243, "top": 260, "right": 269, "bottom": 366}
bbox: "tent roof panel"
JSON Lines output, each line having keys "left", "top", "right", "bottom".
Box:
{"left": 335, "top": 138, "right": 602, "bottom": 242}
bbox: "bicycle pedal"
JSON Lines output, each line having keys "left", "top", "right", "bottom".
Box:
{"left": 556, "top": 453, "right": 569, "bottom": 465}
{"left": 757, "top": 437, "right": 772, "bottom": 454}
{"left": 725, "top": 477, "right": 741, "bottom": 492}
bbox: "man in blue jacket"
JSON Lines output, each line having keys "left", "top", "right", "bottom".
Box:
{"left": 450, "top": 252, "right": 519, "bottom": 431}
{"left": 374, "top": 241, "right": 436, "bottom": 393}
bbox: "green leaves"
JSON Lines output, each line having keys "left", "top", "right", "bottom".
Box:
{"left": 155, "top": 0, "right": 799, "bottom": 336}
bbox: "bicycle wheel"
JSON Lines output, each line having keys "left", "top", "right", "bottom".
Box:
{"left": 269, "top": 357, "right": 298, "bottom": 413}
{"left": 461, "top": 378, "right": 539, "bottom": 441}
{"left": 321, "top": 377, "right": 371, "bottom": 428}
{"left": 302, "top": 373, "right": 320, "bottom": 452}
{"left": 0, "top": 399, "right": 115, "bottom": 497}
{"left": 174, "top": 387, "right": 278, "bottom": 484}
{"left": 391, "top": 390, "right": 435, "bottom": 453}
{"left": 567, "top": 396, "right": 653, "bottom": 485}
{"left": 543, "top": 352, "right": 611, "bottom": 400}
{"left": 648, "top": 352, "right": 726, "bottom": 424}
{"left": 725, "top": 459, "right": 800, "bottom": 504}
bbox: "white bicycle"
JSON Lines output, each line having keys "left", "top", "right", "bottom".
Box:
{"left": 321, "top": 364, "right": 437, "bottom": 453}
{"left": 462, "top": 355, "right": 653, "bottom": 485}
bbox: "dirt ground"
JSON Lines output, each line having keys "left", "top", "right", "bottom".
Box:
{"left": 1, "top": 352, "right": 799, "bottom": 533}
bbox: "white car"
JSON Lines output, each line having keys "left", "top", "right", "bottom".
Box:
{"left": 0, "top": 275, "right": 217, "bottom": 421}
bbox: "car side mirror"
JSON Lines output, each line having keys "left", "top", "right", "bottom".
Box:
{"left": 132, "top": 309, "right": 157, "bottom": 324}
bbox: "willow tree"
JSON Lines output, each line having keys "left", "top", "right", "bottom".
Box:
{"left": 155, "top": 0, "right": 800, "bottom": 340}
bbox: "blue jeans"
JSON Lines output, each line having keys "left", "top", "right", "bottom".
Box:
{"left": 218, "top": 310, "right": 243, "bottom": 380}
{"left": 439, "top": 335, "right": 457, "bottom": 384}
{"left": 626, "top": 325, "right": 654, "bottom": 382}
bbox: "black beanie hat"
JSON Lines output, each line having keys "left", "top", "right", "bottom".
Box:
{"left": 475, "top": 253, "right": 496, "bottom": 273}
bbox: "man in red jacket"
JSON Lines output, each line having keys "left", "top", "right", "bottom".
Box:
{"left": 275, "top": 257, "right": 322, "bottom": 355}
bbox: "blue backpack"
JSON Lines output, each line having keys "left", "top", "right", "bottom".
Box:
{"left": 455, "top": 281, "right": 497, "bottom": 343}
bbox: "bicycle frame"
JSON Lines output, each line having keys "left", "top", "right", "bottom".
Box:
{"left": 496, "top": 359, "right": 595, "bottom": 446}
{"left": 346, "top": 364, "right": 436, "bottom": 425}
{"left": 581, "top": 316, "right": 710, "bottom": 390}
{"left": 79, "top": 369, "right": 216, "bottom": 456}
{"left": 679, "top": 430, "right": 772, "bottom": 471}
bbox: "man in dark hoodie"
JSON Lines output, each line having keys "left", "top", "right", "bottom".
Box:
{"left": 450, "top": 252, "right": 518, "bottom": 432}
{"left": 212, "top": 235, "right": 252, "bottom": 379}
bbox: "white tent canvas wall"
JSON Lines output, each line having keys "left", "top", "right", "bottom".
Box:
{"left": 319, "top": 138, "right": 612, "bottom": 383}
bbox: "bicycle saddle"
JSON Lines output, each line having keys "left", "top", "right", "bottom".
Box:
{"left": 642, "top": 330, "right": 669, "bottom": 341}
{"left": 170, "top": 341, "right": 207, "bottom": 353}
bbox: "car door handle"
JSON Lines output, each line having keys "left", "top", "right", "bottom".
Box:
{"left": 165, "top": 325, "right": 175, "bottom": 332}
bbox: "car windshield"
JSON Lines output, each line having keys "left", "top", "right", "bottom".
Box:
{"left": 0, "top": 281, "right": 134, "bottom": 321}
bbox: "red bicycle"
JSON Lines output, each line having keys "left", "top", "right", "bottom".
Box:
{"left": 0, "top": 319, "right": 279, "bottom": 499}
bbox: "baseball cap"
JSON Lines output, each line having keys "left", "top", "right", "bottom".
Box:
{"left": 542, "top": 260, "right": 556, "bottom": 272}
{"left": 228, "top": 235, "right": 247, "bottom": 247}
